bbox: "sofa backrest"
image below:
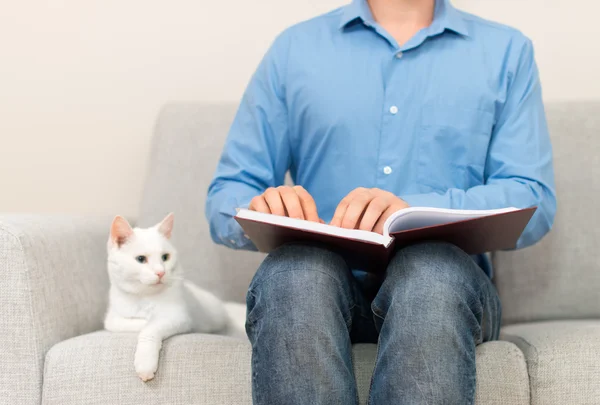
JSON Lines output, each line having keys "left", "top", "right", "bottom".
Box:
{"left": 494, "top": 101, "right": 600, "bottom": 324}
{"left": 139, "top": 102, "right": 600, "bottom": 320}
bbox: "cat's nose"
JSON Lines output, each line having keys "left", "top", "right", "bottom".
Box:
{"left": 155, "top": 270, "right": 165, "bottom": 279}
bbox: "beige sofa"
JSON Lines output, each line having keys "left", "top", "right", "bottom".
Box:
{"left": 1, "top": 101, "right": 599, "bottom": 404}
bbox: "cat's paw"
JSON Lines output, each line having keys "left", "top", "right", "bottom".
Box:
{"left": 136, "top": 367, "right": 155, "bottom": 382}
{"left": 134, "top": 345, "right": 159, "bottom": 382}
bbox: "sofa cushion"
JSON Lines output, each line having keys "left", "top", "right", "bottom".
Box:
{"left": 474, "top": 341, "right": 530, "bottom": 405}
{"left": 502, "top": 320, "right": 600, "bottom": 405}
{"left": 43, "top": 331, "right": 529, "bottom": 405}
{"left": 43, "top": 332, "right": 251, "bottom": 405}
{"left": 494, "top": 102, "right": 600, "bottom": 324}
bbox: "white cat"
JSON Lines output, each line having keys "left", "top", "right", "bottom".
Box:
{"left": 104, "top": 213, "right": 247, "bottom": 382}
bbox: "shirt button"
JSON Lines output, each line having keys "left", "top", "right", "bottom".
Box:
{"left": 229, "top": 239, "right": 236, "bottom": 245}
{"left": 396, "top": 52, "right": 403, "bottom": 59}
{"left": 389, "top": 106, "right": 398, "bottom": 115}
{"left": 383, "top": 166, "right": 393, "bottom": 175}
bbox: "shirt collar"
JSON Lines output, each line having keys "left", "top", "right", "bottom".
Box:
{"left": 339, "top": 0, "right": 469, "bottom": 37}
{"left": 339, "top": 0, "right": 375, "bottom": 28}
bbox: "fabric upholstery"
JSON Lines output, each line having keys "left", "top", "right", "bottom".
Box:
{"left": 43, "top": 332, "right": 529, "bottom": 405}
{"left": 43, "top": 332, "right": 252, "bottom": 405}
{"left": 474, "top": 341, "right": 530, "bottom": 405}
{"left": 137, "top": 104, "right": 264, "bottom": 303}
{"left": 502, "top": 321, "right": 600, "bottom": 405}
{"left": 494, "top": 102, "right": 600, "bottom": 324}
{"left": 3, "top": 101, "right": 598, "bottom": 404}
{"left": 0, "top": 215, "right": 112, "bottom": 405}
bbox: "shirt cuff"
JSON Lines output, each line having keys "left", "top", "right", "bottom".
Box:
{"left": 219, "top": 195, "right": 258, "bottom": 251}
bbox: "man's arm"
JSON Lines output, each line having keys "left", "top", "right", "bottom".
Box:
{"left": 402, "top": 37, "right": 556, "bottom": 248}
{"left": 205, "top": 33, "right": 292, "bottom": 250}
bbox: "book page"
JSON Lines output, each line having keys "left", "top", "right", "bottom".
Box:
{"left": 236, "top": 209, "right": 394, "bottom": 247}
{"left": 383, "top": 206, "right": 519, "bottom": 236}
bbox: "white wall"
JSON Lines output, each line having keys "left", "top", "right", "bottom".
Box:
{"left": 0, "top": 0, "right": 597, "bottom": 218}
{"left": 458, "top": 0, "right": 598, "bottom": 102}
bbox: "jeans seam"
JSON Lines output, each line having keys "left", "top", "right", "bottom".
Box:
{"left": 246, "top": 289, "right": 260, "bottom": 326}
{"left": 371, "top": 302, "right": 385, "bottom": 321}
{"left": 367, "top": 330, "right": 382, "bottom": 405}
{"left": 478, "top": 279, "right": 502, "bottom": 343}
{"left": 468, "top": 366, "right": 476, "bottom": 405}
{"left": 252, "top": 345, "right": 260, "bottom": 404}
{"left": 367, "top": 298, "right": 384, "bottom": 405}
{"left": 345, "top": 305, "right": 356, "bottom": 329}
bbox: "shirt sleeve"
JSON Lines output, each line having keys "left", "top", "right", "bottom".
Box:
{"left": 205, "top": 33, "right": 292, "bottom": 250}
{"left": 401, "top": 38, "right": 556, "bottom": 249}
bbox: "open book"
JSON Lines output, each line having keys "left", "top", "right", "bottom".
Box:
{"left": 235, "top": 206, "right": 536, "bottom": 272}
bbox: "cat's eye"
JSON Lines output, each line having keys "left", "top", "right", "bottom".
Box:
{"left": 162, "top": 253, "right": 170, "bottom": 262}
{"left": 136, "top": 255, "right": 147, "bottom": 264}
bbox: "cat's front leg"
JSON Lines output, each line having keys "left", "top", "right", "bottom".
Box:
{"left": 134, "top": 316, "right": 192, "bottom": 382}
{"left": 105, "top": 312, "right": 148, "bottom": 332}
{"left": 134, "top": 334, "right": 161, "bottom": 382}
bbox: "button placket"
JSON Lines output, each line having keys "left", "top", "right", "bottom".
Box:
{"left": 376, "top": 50, "right": 407, "bottom": 187}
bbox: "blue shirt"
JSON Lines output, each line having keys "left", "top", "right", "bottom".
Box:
{"left": 205, "top": 0, "right": 556, "bottom": 271}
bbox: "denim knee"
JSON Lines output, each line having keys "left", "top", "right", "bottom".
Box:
{"left": 372, "top": 242, "right": 490, "bottom": 322}
{"left": 246, "top": 243, "right": 355, "bottom": 327}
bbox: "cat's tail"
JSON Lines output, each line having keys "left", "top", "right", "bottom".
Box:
{"left": 182, "top": 281, "right": 229, "bottom": 334}
{"left": 223, "top": 302, "right": 248, "bottom": 340}
{"left": 183, "top": 281, "right": 248, "bottom": 340}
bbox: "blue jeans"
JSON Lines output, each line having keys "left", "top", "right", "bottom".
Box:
{"left": 246, "top": 242, "right": 501, "bottom": 405}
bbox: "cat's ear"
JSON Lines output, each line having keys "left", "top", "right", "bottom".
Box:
{"left": 156, "top": 212, "right": 174, "bottom": 239}
{"left": 110, "top": 215, "right": 134, "bottom": 248}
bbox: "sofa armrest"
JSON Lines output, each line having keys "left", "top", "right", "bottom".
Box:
{"left": 0, "top": 214, "right": 111, "bottom": 404}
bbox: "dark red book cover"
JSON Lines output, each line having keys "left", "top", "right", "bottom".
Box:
{"left": 235, "top": 207, "right": 536, "bottom": 273}
{"left": 388, "top": 207, "right": 536, "bottom": 254}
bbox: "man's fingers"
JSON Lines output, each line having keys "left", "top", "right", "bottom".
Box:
{"left": 251, "top": 185, "right": 320, "bottom": 221}
{"left": 341, "top": 193, "right": 375, "bottom": 229}
{"left": 248, "top": 195, "right": 270, "bottom": 214}
{"left": 279, "top": 187, "right": 305, "bottom": 220}
{"left": 373, "top": 203, "right": 407, "bottom": 234}
{"left": 252, "top": 186, "right": 401, "bottom": 228}
{"left": 263, "top": 187, "right": 286, "bottom": 216}
{"left": 358, "top": 197, "right": 389, "bottom": 232}
{"left": 330, "top": 188, "right": 366, "bottom": 227}
{"left": 330, "top": 187, "right": 409, "bottom": 233}
{"left": 330, "top": 197, "right": 350, "bottom": 227}
{"left": 293, "top": 186, "right": 319, "bottom": 222}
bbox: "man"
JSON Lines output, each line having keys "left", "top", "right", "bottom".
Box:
{"left": 206, "top": 0, "right": 556, "bottom": 403}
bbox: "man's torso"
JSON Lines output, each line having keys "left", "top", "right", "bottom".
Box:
{"left": 278, "top": 1, "right": 527, "bottom": 222}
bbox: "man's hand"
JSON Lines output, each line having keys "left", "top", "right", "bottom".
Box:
{"left": 249, "top": 186, "right": 322, "bottom": 223}
{"left": 330, "top": 188, "right": 409, "bottom": 234}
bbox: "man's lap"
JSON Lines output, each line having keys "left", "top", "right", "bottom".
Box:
{"left": 248, "top": 241, "right": 501, "bottom": 344}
